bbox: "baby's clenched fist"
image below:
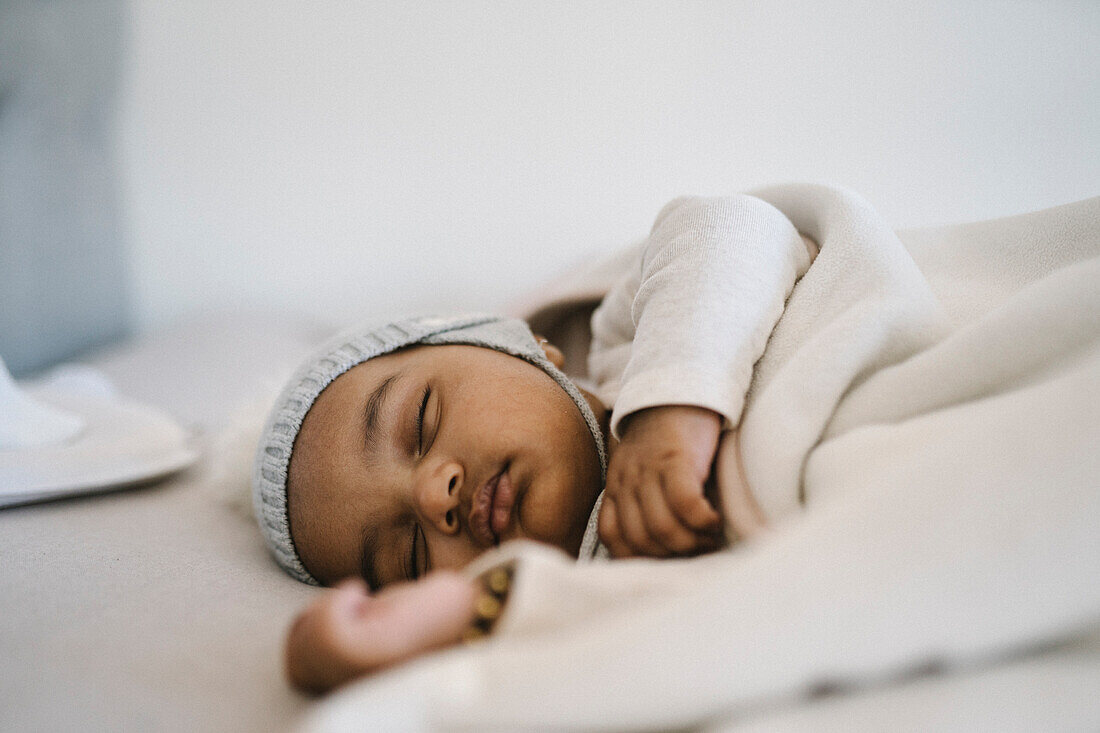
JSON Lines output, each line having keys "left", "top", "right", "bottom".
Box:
{"left": 598, "top": 405, "right": 725, "bottom": 558}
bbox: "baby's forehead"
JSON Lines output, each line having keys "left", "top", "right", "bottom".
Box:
{"left": 336, "top": 342, "right": 525, "bottom": 383}
{"left": 297, "top": 345, "right": 447, "bottom": 441}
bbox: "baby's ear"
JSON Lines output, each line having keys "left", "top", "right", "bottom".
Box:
{"left": 533, "top": 334, "right": 566, "bottom": 370}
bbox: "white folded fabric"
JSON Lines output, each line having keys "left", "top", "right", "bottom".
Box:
{"left": 0, "top": 359, "right": 197, "bottom": 507}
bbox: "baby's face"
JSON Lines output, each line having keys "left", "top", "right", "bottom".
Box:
{"left": 287, "top": 344, "right": 604, "bottom": 588}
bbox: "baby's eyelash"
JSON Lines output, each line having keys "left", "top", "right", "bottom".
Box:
{"left": 415, "top": 386, "right": 430, "bottom": 453}
{"left": 408, "top": 523, "right": 429, "bottom": 581}
{"left": 408, "top": 524, "right": 420, "bottom": 581}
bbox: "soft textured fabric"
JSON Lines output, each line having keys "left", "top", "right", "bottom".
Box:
{"left": 589, "top": 194, "right": 813, "bottom": 440}
{"left": 303, "top": 187, "right": 1100, "bottom": 731}
{"left": 0, "top": 355, "right": 85, "bottom": 449}
{"left": 253, "top": 314, "right": 608, "bottom": 585}
{"left": 0, "top": 362, "right": 197, "bottom": 507}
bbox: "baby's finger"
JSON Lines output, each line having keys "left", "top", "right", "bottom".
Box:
{"left": 637, "top": 486, "right": 705, "bottom": 555}
{"left": 597, "top": 495, "right": 632, "bottom": 558}
{"left": 616, "top": 491, "right": 670, "bottom": 558}
{"left": 664, "top": 474, "right": 723, "bottom": 532}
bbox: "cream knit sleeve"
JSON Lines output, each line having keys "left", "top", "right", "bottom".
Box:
{"left": 589, "top": 195, "right": 812, "bottom": 439}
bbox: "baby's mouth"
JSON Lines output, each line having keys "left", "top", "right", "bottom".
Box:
{"left": 468, "top": 464, "right": 516, "bottom": 548}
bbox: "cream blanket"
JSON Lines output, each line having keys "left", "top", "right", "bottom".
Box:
{"left": 302, "top": 187, "right": 1100, "bottom": 732}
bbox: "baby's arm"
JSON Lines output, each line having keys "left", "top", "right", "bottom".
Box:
{"left": 593, "top": 196, "right": 817, "bottom": 557}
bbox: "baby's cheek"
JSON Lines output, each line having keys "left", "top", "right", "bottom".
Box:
{"left": 410, "top": 534, "right": 487, "bottom": 582}
{"left": 530, "top": 472, "right": 591, "bottom": 551}
{"left": 288, "top": 611, "right": 310, "bottom": 641}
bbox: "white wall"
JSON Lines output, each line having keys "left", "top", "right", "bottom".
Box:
{"left": 118, "top": 0, "right": 1100, "bottom": 332}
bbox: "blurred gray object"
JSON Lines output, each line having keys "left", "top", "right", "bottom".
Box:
{"left": 0, "top": 0, "right": 130, "bottom": 377}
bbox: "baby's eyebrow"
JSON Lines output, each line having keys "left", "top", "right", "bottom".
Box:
{"left": 363, "top": 371, "right": 403, "bottom": 459}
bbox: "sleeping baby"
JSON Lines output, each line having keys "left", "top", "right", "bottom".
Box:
{"left": 253, "top": 195, "right": 819, "bottom": 692}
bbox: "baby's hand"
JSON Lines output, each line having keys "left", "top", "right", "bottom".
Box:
{"left": 599, "top": 405, "right": 725, "bottom": 558}
{"left": 285, "top": 572, "right": 476, "bottom": 694}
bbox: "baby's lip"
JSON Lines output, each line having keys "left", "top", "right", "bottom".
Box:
{"left": 468, "top": 468, "right": 505, "bottom": 548}
{"left": 490, "top": 470, "right": 517, "bottom": 539}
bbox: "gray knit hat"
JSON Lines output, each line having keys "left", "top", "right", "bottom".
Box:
{"left": 252, "top": 313, "right": 608, "bottom": 585}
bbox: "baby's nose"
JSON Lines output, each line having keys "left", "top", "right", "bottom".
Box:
{"left": 416, "top": 461, "right": 463, "bottom": 534}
